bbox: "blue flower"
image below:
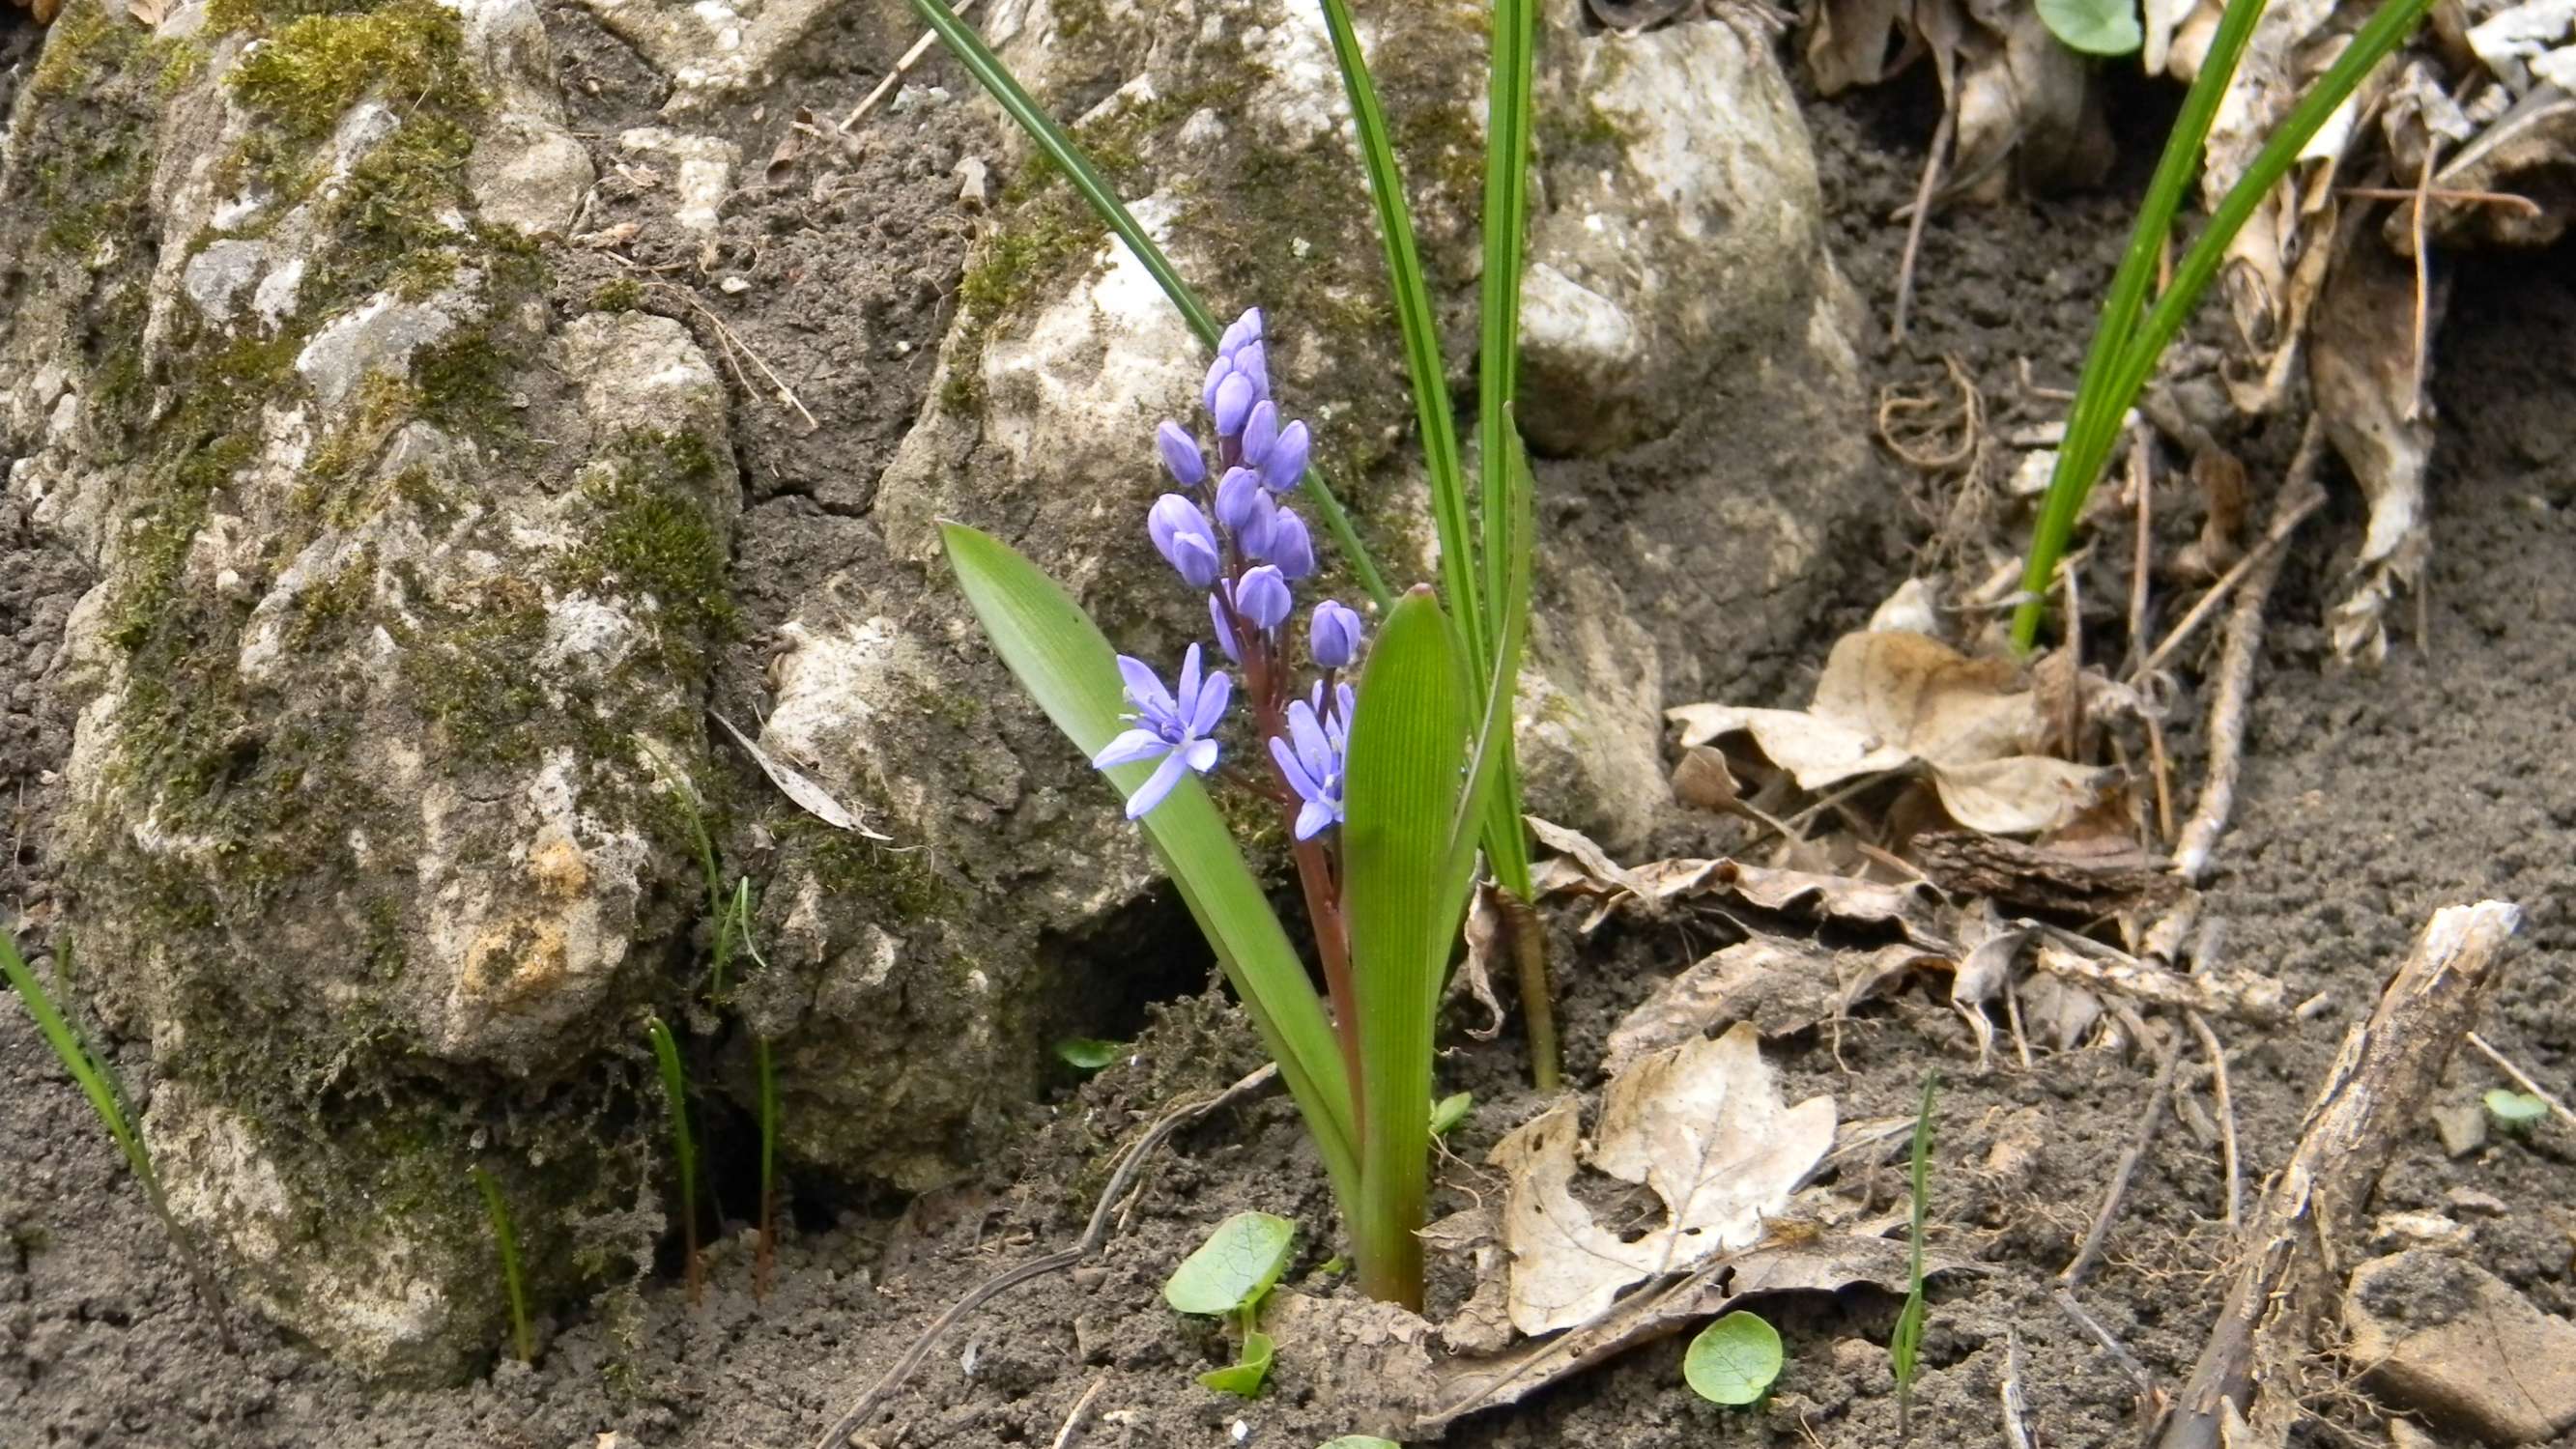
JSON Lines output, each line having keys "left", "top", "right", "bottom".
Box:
{"left": 1093, "top": 644, "right": 1231, "bottom": 819}
{"left": 1213, "top": 467, "right": 1274, "bottom": 554}
{"left": 1268, "top": 691, "right": 1350, "bottom": 840}
{"left": 1148, "top": 494, "right": 1222, "bottom": 587}
{"left": 1309, "top": 600, "right": 1362, "bottom": 668}
{"left": 1234, "top": 564, "right": 1293, "bottom": 631}
{"left": 1260, "top": 419, "right": 1310, "bottom": 493}
{"left": 1157, "top": 420, "right": 1207, "bottom": 487}
{"left": 1241, "top": 401, "right": 1279, "bottom": 467}
{"left": 1259, "top": 506, "right": 1317, "bottom": 580}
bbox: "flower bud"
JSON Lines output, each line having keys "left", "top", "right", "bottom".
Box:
{"left": 1212, "top": 371, "right": 1255, "bottom": 437}
{"left": 1260, "top": 419, "right": 1310, "bottom": 492}
{"left": 1148, "top": 494, "right": 1222, "bottom": 588}
{"left": 1214, "top": 467, "right": 1266, "bottom": 536}
{"left": 1156, "top": 420, "right": 1206, "bottom": 487}
{"left": 1232, "top": 341, "right": 1270, "bottom": 402}
{"left": 1209, "top": 592, "right": 1242, "bottom": 663}
{"left": 1234, "top": 565, "right": 1294, "bottom": 631}
{"left": 1201, "top": 354, "right": 1231, "bottom": 415}
{"left": 1241, "top": 401, "right": 1278, "bottom": 467}
{"left": 1309, "top": 600, "right": 1362, "bottom": 669}
{"left": 1219, "top": 307, "right": 1265, "bottom": 358}
{"left": 1264, "top": 506, "right": 1316, "bottom": 580}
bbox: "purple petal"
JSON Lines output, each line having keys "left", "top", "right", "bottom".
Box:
{"left": 1233, "top": 341, "right": 1269, "bottom": 401}
{"left": 1309, "top": 599, "right": 1360, "bottom": 668}
{"left": 1286, "top": 699, "right": 1331, "bottom": 778}
{"left": 1265, "top": 508, "right": 1316, "bottom": 580}
{"left": 1183, "top": 737, "right": 1219, "bottom": 775}
{"left": 1295, "top": 799, "right": 1334, "bottom": 840}
{"left": 1219, "top": 307, "right": 1264, "bottom": 357}
{"left": 1156, "top": 421, "right": 1207, "bottom": 487}
{"left": 1116, "top": 654, "right": 1172, "bottom": 716}
{"left": 1212, "top": 372, "right": 1254, "bottom": 436}
{"left": 1127, "top": 751, "right": 1192, "bottom": 819}
{"left": 1188, "top": 668, "right": 1233, "bottom": 737}
{"left": 1092, "top": 728, "right": 1170, "bottom": 769}
{"left": 1241, "top": 402, "right": 1278, "bottom": 466}
{"left": 1170, "top": 533, "right": 1222, "bottom": 588}
{"left": 1270, "top": 734, "right": 1321, "bottom": 800}
{"left": 1201, "top": 354, "right": 1232, "bottom": 413}
{"left": 1214, "top": 467, "right": 1266, "bottom": 536}
{"left": 1234, "top": 565, "right": 1292, "bottom": 631}
{"left": 1261, "top": 420, "right": 1310, "bottom": 492}
{"left": 1209, "top": 592, "right": 1241, "bottom": 664}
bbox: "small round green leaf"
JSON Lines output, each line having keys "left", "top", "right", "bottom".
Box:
{"left": 2485, "top": 1089, "right": 2549, "bottom": 1132}
{"left": 1164, "top": 1211, "right": 1297, "bottom": 1316}
{"left": 1684, "top": 1311, "right": 1784, "bottom": 1406}
{"left": 1428, "top": 1091, "right": 1474, "bottom": 1138}
{"left": 2038, "top": 0, "right": 2142, "bottom": 55}
{"left": 1054, "top": 1037, "right": 1122, "bottom": 1070}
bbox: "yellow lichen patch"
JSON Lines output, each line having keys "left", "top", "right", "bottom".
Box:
{"left": 525, "top": 828, "right": 591, "bottom": 902}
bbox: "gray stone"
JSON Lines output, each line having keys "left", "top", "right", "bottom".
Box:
{"left": 181, "top": 240, "right": 275, "bottom": 325}
{"left": 468, "top": 115, "right": 596, "bottom": 237}
{"left": 293, "top": 275, "right": 484, "bottom": 410}
{"left": 2344, "top": 1250, "right": 2576, "bottom": 1444}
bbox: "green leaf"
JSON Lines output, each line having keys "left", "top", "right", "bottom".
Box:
{"left": 2485, "top": 1089, "right": 2550, "bottom": 1132}
{"left": 1054, "top": 1037, "right": 1123, "bottom": 1071}
{"left": 2038, "top": 0, "right": 2142, "bottom": 54}
{"left": 1684, "top": 1311, "right": 1784, "bottom": 1406}
{"left": 900, "top": 0, "right": 1390, "bottom": 611}
{"left": 1164, "top": 1210, "right": 1298, "bottom": 1316}
{"left": 2014, "top": 0, "right": 2437, "bottom": 648}
{"left": 1428, "top": 1091, "right": 1474, "bottom": 1138}
{"left": 1315, "top": 0, "right": 1481, "bottom": 671}
{"left": 943, "top": 523, "right": 1359, "bottom": 1206}
{"left": 1, "top": 935, "right": 158, "bottom": 1205}
{"left": 472, "top": 1166, "right": 534, "bottom": 1363}
{"left": 1342, "top": 587, "right": 1471, "bottom": 1308}
{"left": 1198, "top": 1327, "right": 1276, "bottom": 1397}
{"left": 1894, "top": 1071, "right": 1938, "bottom": 1432}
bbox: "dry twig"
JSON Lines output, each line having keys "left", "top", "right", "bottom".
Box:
{"left": 813, "top": 1065, "right": 1279, "bottom": 1449}
{"left": 1046, "top": 1377, "right": 1107, "bottom": 1449}
{"left": 2153, "top": 901, "right": 2523, "bottom": 1449}
{"left": 2060, "top": 1022, "right": 2186, "bottom": 1291}
{"left": 2185, "top": 1009, "right": 2242, "bottom": 1230}
{"left": 1890, "top": 106, "right": 1955, "bottom": 344}
{"left": 2002, "top": 1328, "right": 2036, "bottom": 1449}
{"left": 645, "top": 280, "right": 821, "bottom": 431}
{"left": 840, "top": 0, "right": 981, "bottom": 129}
{"left": 2171, "top": 419, "right": 2328, "bottom": 883}
{"left": 2054, "top": 1287, "right": 2165, "bottom": 1407}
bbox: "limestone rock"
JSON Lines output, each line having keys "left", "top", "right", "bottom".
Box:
{"left": 2344, "top": 1250, "right": 2576, "bottom": 1444}
{"left": 0, "top": 0, "right": 731, "bottom": 1379}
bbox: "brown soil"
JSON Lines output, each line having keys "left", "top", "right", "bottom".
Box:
{"left": 7, "top": 14, "right": 2575, "bottom": 1449}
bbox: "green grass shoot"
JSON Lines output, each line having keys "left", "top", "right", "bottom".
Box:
{"left": 3, "top": 932, "right": 232, "bottom": 1343}
{"left": 644, "top": 1013, "right": 703, "bottom": 1303}
{"left": 2012, "top": 0, "right": 2441, "bottom": 651}
{"left": 1892, "top": 1071, "right": 1938, "bottom": 1437}
{"left": 471, "top": 1166, "right": 534, "bottom": 1363}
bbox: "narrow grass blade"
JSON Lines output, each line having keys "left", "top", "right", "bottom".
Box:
{"left": 754, "top": 1032, "right": 778, "bottom": 1299}
{"left": 1315, "top": 0, "right": 1483, "bottom": 672}
{"left": 1893, "top": 1070, "right": 1938, "bottom": 1435}
{"left": 901, "top": 0, "right": 1391, "bottom": 611}
{"left": 1342, "top": 586, "right": 1471, "bottom": 1309}
{"left": 471, "top": 1167, "right": 534, "bottom": 1363}
{"left": 645, "top": 1015, "right": 702, "bottom": 1302}
{"left": 941, "top": 523, "right": 1360, "bottom": 1204}
{"left": 1, "top": 936, "right": 158, "bottom": 1202}
{"left": 2014, "top": 0, "right": 2432, "bottom": 648}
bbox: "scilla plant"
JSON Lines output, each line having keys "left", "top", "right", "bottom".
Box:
{"left": 945, "top": 313, "right": 1531, "bottom": 1307}
{"left": 922, "top": 0, "right": 1546, "bottom": 1309}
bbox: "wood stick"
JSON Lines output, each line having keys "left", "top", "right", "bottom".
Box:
{"left": 2171, "top": 419, "right": 2328, "bottom": 883}
{"left": 2152, "top": 901, "right": 2523, "bottom": 1449}
{"left": 2002, "top": 1328, "right": 2035, "bottom": 1449}
{"left": 840, "top": 0, "right": 981, "bottom": 130}
{"left": 1047, "top": 1377, "right": 1106, "bottom": 1449}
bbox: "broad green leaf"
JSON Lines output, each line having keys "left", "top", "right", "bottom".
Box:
{"left": 1684, "top": 1311, "right": 1784, "bottom": 1406}
{"left": 901, "top": 0, "right": 1389, "bottom": 610}
{"left": 1342, "top": 587, "right": 1471, "bottom": 1307}
{"left": 943, "top": 524, "right": 1358, "bottom": 1205}
{"left": 1164, "top": 1210, "right": 1297, "bottom": 1315}
{"left": 1197, "top": 1327, "right": 1276, "bottom": 1397}
{"left": 1315, "top": 0, "right": 1482, "bottom": 672}
{"left": 1054, "top": 1037, "right": 1122, "bottom": 1071}
{"left": 2485, "top": 1089, "right": 2549, "bottom": 1132}
{"left": 2038, "top": 0, "right": 2142, "bottom": 54}
{"left": 1428, "top": 1091, "right": 1474, "bottom": 1138}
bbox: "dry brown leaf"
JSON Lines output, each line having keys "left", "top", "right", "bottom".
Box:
{"left": 1911, "top": 828, "right": 2182, "bottom": 915}
{"left": 1451, "top": 883, "right": 1513, "bottom": 1040}
{"left": 1492, "top": 1024, "right": 1836, "bottom": 1336}
{"left": 1669, "top": 629, "right": 2106, "bottom": 836}
{"left": 2421, "top": 84, "right": 2576, "bottom": 249}
{"left": 715, "top": 710, "right": 892, "bottom": 839}
{"left": 1530, "top": 837, "right": 1948, "bottom": 941}
{"left": 1604, "top": 938, "right": 1940, "bottom": 1074}
{"left": 2313, "top": 236, "right": 2436, "bottom": 663}
{"left": 126, "top": 0, "right": 165, "bottom": 25}
{"left": 1806, "top": 0, "right": 1921, "bottom": 95}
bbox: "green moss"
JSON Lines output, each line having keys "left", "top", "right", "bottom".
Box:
{"left": 395, "top": 576, "right": 550, "bottom": 762}
{"left": 588, "top": 278, "right": 646, "bottom": 313}
{"left": 413, "top": 327, "right": 517, "bottom": 432}
{"left": 799, "top": 822, "right": 957, "bottom": 922}
{"left": 562, "top": 433, "right": 736, "bottom": 662}
{"left": 957, "top": 213, "right": 1094, "bottom": 324}
{"left": 225, "top": 0, "right": 476, "bottom": 142}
